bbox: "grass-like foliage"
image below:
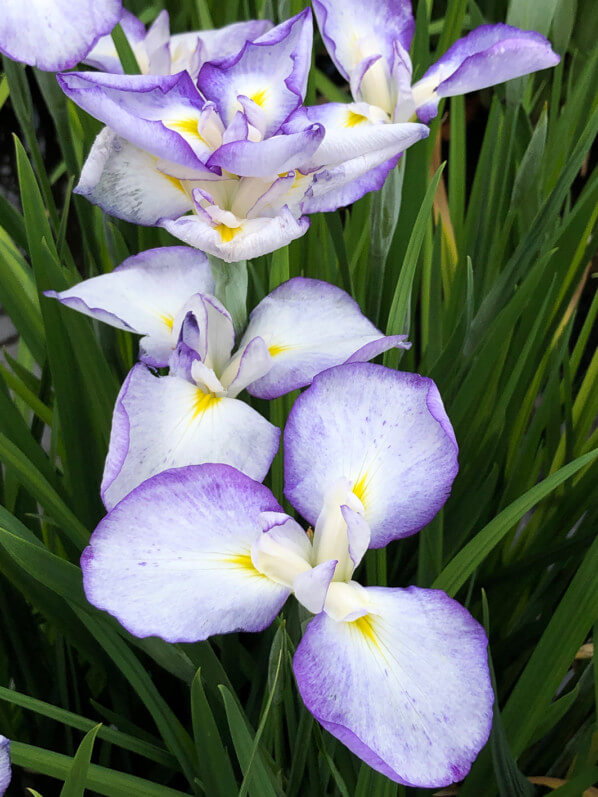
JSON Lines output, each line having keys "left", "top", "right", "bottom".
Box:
{"left": 0, "top": 0, "right": 597, "bottom": 794}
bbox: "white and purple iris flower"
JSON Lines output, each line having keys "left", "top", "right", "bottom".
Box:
{"left": 0, "top": 0, "right": 122, "bottom": 72}
{"left": 313, "top": 0, "right": 560, "bottom": 123}
{"left": 0, "top": 736, "right": 10, "bottom": 796}
{"left": 81, "top": 362, "right": 493, "bottom": 787}
{"left": 57, "top": 10, "right": 429, "bottom": 262}
{"left": 84, "top": 8, "right": 272, "bottom": 80}
{"left": 45, "top": 246, "right": 409, "bottom": 509}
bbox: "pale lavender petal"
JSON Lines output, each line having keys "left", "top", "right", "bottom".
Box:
{"left": 284, "top": 363, "right": 459, "bottom": 548}
{"left": 294, "top": 586, "right": 493, "bottom": 786}
{"left": 0, "top": 0, "right": 122, "bottom": 71}
{"left": 57, "top": 71, "right": 210, "bottom": 171}
{"left": 44, "top": 246, "right": 212, "bottom": 368}
{"left": 241, "top": 278, "right": 400, "bottom": 400}
{"left": 340, "top": 505, "right": 370, "bottom": 569}
{"left": 222, "top": 337, "right": 273, "bottom": 399}
{"left": 83, "top": 465, "right": 288, "bottom": 641}
{"left": 84, "top": 9, "right": 146, "bottom": 73}
{"left": 197, "top": 10, "right": 313, "bottom": 136}
{"left": 75, "top": 129, "right": 193, "bottom": 226}
{"left": 293, "top": 560, "right": 337, "bottom": 615}
{"left": 345, "top": 334, "right": 410, "bottom": 363}
{"left": 101, "top": 364, "right": 280, "bottom": 510}
{"left": 0, "top": 737, "right": 10, "bottom": 796}
{"left": 302, "top": 156, "right": 400, "bottom": 214}
{"left": 312, "top": 0, "right": 414, "bottom": 81}
{"left": 414, "top": 24, "right": 560, "bottom": 122}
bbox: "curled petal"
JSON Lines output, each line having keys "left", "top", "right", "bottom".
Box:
{"left": 284, "top": 363, "right": 458, "bottom": 548}
{"left": 0, "top": 0, "right": 121, "bottom": 71}
{"left": 83, "top": 465, "right": 289, "bottom": 642}
{"left": 241, "top": 277, "right": 404, "bottom": 400}
{"left": 101, "top": 364, "right": 280, "bottom": 509}
{"left": 293, "top": 560, "right": 337, "bottom": 615}
{"left": 44, "top": 246, "right": 213, "bottom": 368}
{"left": 294, "top": 586, "right": 493, "bottom": 786}
{"left": 221, "top": 337, "right": 273, "bottom": 398}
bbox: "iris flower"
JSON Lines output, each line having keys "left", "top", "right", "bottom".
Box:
{"left": 0, "top": 0, "right": 122, "bottom": 72}
{"left": 313, "top": 0, "right": 560, "bottom": 123}
{"left": 81, "top": 362, "right": 493, "bottom": 787}
{"left": 0, "top": 737, "right": 10, "bottom": 796}
{"left": 58, "top": 10, "right": 428, "bottom": 262}
{"left": 46, "top": 246, "right": 409, "bottom": 509}
{"left": 84, "top": 8, "right": 271, "bottom": 79}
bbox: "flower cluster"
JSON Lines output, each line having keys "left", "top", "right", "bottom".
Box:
{"left": 0, "top": 0, "right": 561, "bottom": 789}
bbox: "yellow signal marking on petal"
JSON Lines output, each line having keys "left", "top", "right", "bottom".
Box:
{"left": 352, "top": 472, "right": 371, "bottom": 508}
{"left": 214, "top": 223, "right": 242, "bottom": 243}
{"left": 352, "top": 614, "right": 380, "bottom": 649}
{"left": 159, "top": 314, "right": 174, "bottom": 331}
{"left": 250, "top": 88, "right": 269, "bottom": 107}
{"left": 166, "top": 117, "right": 207, "bottom": 143}
{"left": 268, "top": 344, "right": 290, "bottom": 357}
{"left": 192, "top": 390, "right": 221, "bottom": 420}
{"left": 225, "top": 553, "right": 268, "bottom": 578}
{"left": 345, "top": 110, "right": 369, "bottom": 128}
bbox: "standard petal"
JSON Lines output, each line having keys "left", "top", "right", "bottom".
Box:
{"left": 312, "top": 0, "right": 414, "bottom": 82}
{"left": 197, "top": 10, "right": 313, "bottom": 136}
{"left": 241, "top": 277, "right": 404, "bottom": 400}
{"left": 101, "top": 364, "right": 280, "bottom": 510}
{"left": 44, "top": 246, "right": 213, "bottom": 368}
{"left": 76, "top": 128, "right": 193, "bottom": 225}
{"left": 413, "top": 24, "right": 560, "bottom": 122}
{"left": 0, "top": 0, "right": 121, "bottom": 71}
{"left": 294, "top": 586, "right": 493, "bottom": 787}
{"left": 293, "top": 560, "right": 337, "bottom": 614}
{"left": 221, "top": 337, "right": 273, "bottom": 398}
{"left": 284, "top": 363, "right": 458, "bottom": 548}
{"left": 83, "top": 465, "right": 289, "bottom": 641}
{"left": 58, "top": 71, "right": 211, "bottom": 170}
{"left": 0, "top": 737, "right": 10, "bottom": 796}
{"left": 161, "top": 208, "right": 310, "bottom": 263}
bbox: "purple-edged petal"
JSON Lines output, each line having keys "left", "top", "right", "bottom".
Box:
{"left": 413, "top": 24, "right": 560, "bottom": 122}
{"left": 161, "top": 208, "right": 310, "bottom": 263}
{"left": 197, "top": 10, "right": 313, "bottom": 136}
{"left": 284, "top": 363, "right": 458, "bottom": 548}
{"left": 0, "top": 0, "right": 121, "bottom": 71}
{"left": 84, "top": 8, "right": 146, "bottom": 73}
{"left": 241, "top": 277, "right": 402, "bottom": 400}
{"left": 345, "top": 334, "right": 410, "bottom": 363}
{"left": 208, "top": 125, "right": 324, "bottom": 178}
{"left": 0, "top": 737, "right": 10, "bottom": 796}
{"left": 75, "top": 129, "right": 193, "bottom": 226}
{"left": 58, "top": 71, "right": 211, "bottom": 171}
{"left": 101, "top": 364, "right": 280, "bottom": 510}
{"left": 302, "top": 155, "right": 400, "bottom": 214}
{"left": 341, "top": 505, "right": 370, "bottom": 569}
{"left": 44, "top": 246, "right": 213, "bottom": 368}
{"left": 293, "top": 560, "right": 337, "bottom": 614}
{"left": 83, "top": 465, "right": 289, "bottom": 641}
{"left": 294, "top": 586, "right": 493, "bottom": 786}
{"left": 313, "top": 0, "right": 414, "bottom": 83}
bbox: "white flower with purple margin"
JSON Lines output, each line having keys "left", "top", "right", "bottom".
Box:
{"left": 57, "top": 10, "right": 428, "bottom": 262}
{"left": 46, "top": 246, "right": 409, "bottom": 508}
{"left": 313, "top": 0, "right": 560, "bottom": 123}
{"left": 0, "top": 0, "right": 121, "bottom": 71}
{"left": 81, "top": 362, "right": 493, "bottom": 787}
{"left": 0, "top": 736, "right": 10, "bottom": 796}
{"left": 84, "top": 8, "right": 272, "bottom": 79}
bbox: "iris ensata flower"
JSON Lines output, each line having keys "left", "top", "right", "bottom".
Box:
{"left": 0, "top": 0, "right": 121, "bottom": 72}
{"left": 81, "top": 362, "right": 493, "bottom": 787}
{"left": 313, "top": 0, "right": 560, "bottom": 123}
{"left": 0, "top": 737, "right": 10, "bottom": 796}
{"left": 46, "top": 247, "right": 409, "bottom": 509}
{"left": 84, "top": 8, "right": 271, "bottom": 79}
{"left": 58, "top": 10, "right": 429, "bottom": 262}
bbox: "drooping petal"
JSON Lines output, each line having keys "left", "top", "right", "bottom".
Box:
{"left": 284, "top": 363, "right": 458, "bottom": 548}
{"left": 83, "top": 465, "right": 289, "bottom": 641}
{"left": 58, "top": 71, "right": 212, "bottom": 171}
{"left": 101, "top": 364, "right": 280, "bottom": 510}
{"left": 75, "top": 129, "right": 193, "bottom": 226}
{"left": 413, "top": 24, "right": 560, "bottom": 122}
{"left": 0, "top": 0, "right": 122, "bottom": 71}
{"left": 0, "top": 737, "right": 10, "bottom": 796}
{"left": 294, "top": 586, "right": 493, "bottom": 787}
{"left": 197, "top": 10, "right": 313, "bottom": 136}
{"left": 44, "top": 246, "right": 213, "bottom": 368}
{"left": 312, "top": 0, "right": 414, "bottom": 82}
{"left": 241, "top": 278, "right": 407, "bottom": 400}
{"left": 161, "top": 207, "right": 310, "bottom": 263}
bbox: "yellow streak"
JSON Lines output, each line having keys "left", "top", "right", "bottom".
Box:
{"left": 215, "top": 223, "right": 242, "bottom": 243}
{"left": 352, "top": 614, "right": 379, "bottom": 649}
{"left": 159, "top": 314, "right": 174, "bottom": 331}
{"left": 166, "top": 117, "right": 206, "bottom": 142}
{"left": 250, "top": 88, "right": 269, "bottom": 107}
{"left": 352, "top": 472, "right": 370, "bottom": 507}
{"left": 345, "top": 110, "right": 368, "bottom": 128}
{"left": 192, "top": 390, "right": 221, "bottom": 420}
{"left": 225, "top": 553, "right": 267, "bottom": 578}
{"left": 268, "top": 344, "right": 290, "bottom": 357}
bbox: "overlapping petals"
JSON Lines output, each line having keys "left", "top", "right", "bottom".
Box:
{"left": 0, "top": 0, "right": 122, "bottom": 71}
{"left": 284, "top": 363, "right": 459, "bottom": 548}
